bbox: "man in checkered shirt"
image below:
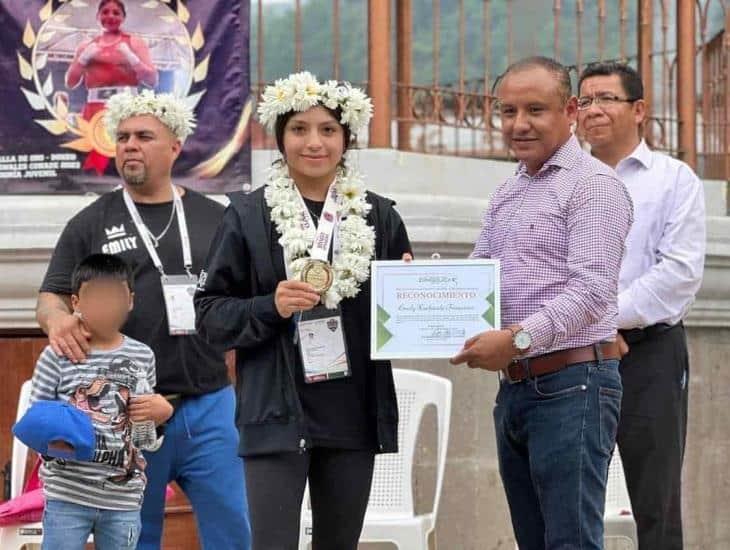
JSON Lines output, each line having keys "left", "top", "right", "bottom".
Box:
{"left": 451, "top": 57, "right": 633, "bottom": 549}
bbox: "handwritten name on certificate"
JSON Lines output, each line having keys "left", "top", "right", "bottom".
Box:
{"left": 370, "top": 259, "right": 500, "bottom": 359}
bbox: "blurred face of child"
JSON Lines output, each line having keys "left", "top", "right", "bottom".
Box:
{"left": 71, "top": 279, "right": 133, "bottom": 337}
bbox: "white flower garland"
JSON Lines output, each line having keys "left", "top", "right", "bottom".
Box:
{"left": 264, "top": 162, "right": 375, "bottom": 309}
{"left": 104, "top": 90, "right": 196, "bottom": 142}
{"left": 257, "top": 71, "right": 373, "bottom": 136}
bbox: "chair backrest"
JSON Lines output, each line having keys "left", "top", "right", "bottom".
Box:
{"left": 11, "top": 380, "right": 33, "bottom": 499}
{"left": 364, "top": 368, "right": 452, "bottom": 521}
{"left": 605, "top": 448, "right": 632, "bottom": 516}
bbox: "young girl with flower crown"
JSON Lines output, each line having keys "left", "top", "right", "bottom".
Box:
{"left": 194, "top": 72, "right": 412, "bottom": 549}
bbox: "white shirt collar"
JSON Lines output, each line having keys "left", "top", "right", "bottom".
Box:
{"left": 619, "top": 139, "right": 653, "bottom": 170}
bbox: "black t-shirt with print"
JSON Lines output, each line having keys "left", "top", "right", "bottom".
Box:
{"left": 41, "top": 188, "right": 228, "bottom": 396}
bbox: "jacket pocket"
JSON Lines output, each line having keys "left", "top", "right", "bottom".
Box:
{"left": 237, "top": 347, "right": 291, "bottom": 424}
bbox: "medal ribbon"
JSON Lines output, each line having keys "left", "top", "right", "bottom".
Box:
{"left": 284, "top": 181, "right": 341, "bottom": 278}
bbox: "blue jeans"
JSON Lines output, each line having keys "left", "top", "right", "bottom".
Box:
{"left": 137, "top": 385, "right": 251, "bottom": 550}
{"left": 42, "top": 499, "right": 141, "bottom": 550}
{"left": 494, "top": 360, "right": 622, "bottom": 550}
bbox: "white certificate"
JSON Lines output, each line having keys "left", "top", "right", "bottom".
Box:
{"left": 370, "top": 259, "right": 500, "bottom": 359}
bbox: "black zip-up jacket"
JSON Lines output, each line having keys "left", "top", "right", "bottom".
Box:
{"left": 194, "top": 187, "right": 412, "bottom": 456}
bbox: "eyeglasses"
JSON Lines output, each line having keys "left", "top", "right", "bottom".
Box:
{"left": 577, "top": 95, "right": 639, "bottom": 110}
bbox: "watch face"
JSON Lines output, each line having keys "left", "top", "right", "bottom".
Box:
{"left": 515, "top": 331, "right": 532, "bottom": 350}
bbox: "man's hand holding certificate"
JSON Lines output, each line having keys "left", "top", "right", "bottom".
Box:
{"left": 449, "top": 329, "right": 516, "bottom": 371}
{"left": 370, "top": 259, "right": 500, "bottom": 359}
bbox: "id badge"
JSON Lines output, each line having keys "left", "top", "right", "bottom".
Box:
{"left": 161, "top": 274, "right": 198, "bottom": 335}
{"left": 297, "top": 305, "right": 351, "bottom": 383}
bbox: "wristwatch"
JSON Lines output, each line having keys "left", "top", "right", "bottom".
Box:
{"left": 508, "top": 325, "right": 532, "bottom": 353}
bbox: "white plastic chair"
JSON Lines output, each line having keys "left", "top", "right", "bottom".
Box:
{"left": 0, "top": 380, "right": 93, "bottom": 549}
{"left": 604, "top": 448, "right": 638, "bottom": 548}
{"left": 299, "top": 368, "right": 452, "bottom": 549}
{"left": 0, "top": 380, "right": 45, "bottom": 549}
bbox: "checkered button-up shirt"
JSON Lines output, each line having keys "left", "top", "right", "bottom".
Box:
{"left": 472, "top": 135, "right": 633, "bottom": 357}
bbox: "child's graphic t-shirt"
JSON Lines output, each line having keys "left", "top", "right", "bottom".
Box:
{"left": 29, "top": 336, "right": 156, "bottom": 510}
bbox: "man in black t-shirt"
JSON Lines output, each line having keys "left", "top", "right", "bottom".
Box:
{"left": 36, "top": 91, "right": 250, "bottom": 549}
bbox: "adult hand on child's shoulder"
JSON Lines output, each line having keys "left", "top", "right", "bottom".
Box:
{"left": 47, "top": 311, "right": 91, "bottom": 364}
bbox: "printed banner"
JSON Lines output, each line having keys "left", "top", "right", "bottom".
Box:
{"left": 0, "top": 0, "right": 250, "bottom": 193}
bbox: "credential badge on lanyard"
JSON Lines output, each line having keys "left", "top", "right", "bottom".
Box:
{"left": 286, "top": 183, "right": 350, "bottom": 383}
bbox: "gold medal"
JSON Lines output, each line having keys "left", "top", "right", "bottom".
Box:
{"left": 301, "top": 259, "right": 334, "bottom": 294}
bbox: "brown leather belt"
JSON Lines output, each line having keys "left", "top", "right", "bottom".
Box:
{"left": 502, "top": 342, "right": 621, "bottom": 384}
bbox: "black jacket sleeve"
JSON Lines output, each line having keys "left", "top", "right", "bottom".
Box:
{"left": 368, "top": 192, "right": 413, "bottom": 261}
{"left": 194, "top": 204, "right": 287, "bottom": 353}
{"left": 385, "top": 203, "right": 412, "bottom": 260}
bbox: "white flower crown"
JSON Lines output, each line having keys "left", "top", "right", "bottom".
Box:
{"left": 104, "top": 90, "right": 197, "bottom": 142}
{"left": 257, "top": 71, "right": 373, "bottom": 136}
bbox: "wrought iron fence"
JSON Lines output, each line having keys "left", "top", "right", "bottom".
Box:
{"left": 250, "top": 0, "right": 730, "bottom": 180}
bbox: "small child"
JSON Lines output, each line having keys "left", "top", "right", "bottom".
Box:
{"left": 28, "top": 253, "right": 172, "bottom": 550}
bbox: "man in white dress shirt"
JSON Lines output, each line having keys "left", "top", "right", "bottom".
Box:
{"left": 577, "top": 62, "right": 705, "bottom": 550}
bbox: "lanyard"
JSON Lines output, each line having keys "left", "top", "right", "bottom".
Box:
{"left": 284, "top": 182, "right": 341, "bottom": 278}
{"left": 288, "top": 182, "right": 341, "bottom": 342}
{"left": 122, "top": 185, "right": 193, "bottom": 279}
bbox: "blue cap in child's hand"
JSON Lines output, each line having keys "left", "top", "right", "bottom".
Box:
{"left": 12, "top": 400, "right": 96, "bottom": 461}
